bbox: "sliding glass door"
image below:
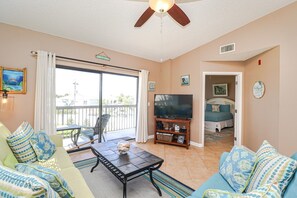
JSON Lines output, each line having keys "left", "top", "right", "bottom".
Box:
{"left": 102, "top": 73, "right": 138, "bottom": 141}
{"left": 55, "top": 66, "right": 137, "bottom": 150}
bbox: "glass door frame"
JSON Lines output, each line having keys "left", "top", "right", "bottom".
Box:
{"left": 56, "top": 65, "right": 139, "bottom": 153}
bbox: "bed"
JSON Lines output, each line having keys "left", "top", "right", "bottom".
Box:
{"left": 205, "top": 98, "right": 234, "bottom": 132}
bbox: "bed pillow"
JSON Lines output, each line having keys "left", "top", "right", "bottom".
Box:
{"left": 30, "top": 131, "right": 56, "bottom": 161}
{"left": 245, "top": 140, "right": 297, "bottom": 194}
{"left": 220, "top": 104, "right": 231, "bottom": 112}
{"left": 6, "top": 121, "right": 37, "bottom": 163}
{"left": 0, "top": 164, "right": 59, "bottom": 197}
{"left": 206, "top": 104, "right": 212, "bottom": 112}
{"left": 203, "top": 183, "right": 281, "bottom": 198}
{"left": 16, "top": 163, "right": 74, "bottom": 198}
{"left": 212, "top": 104, "right": 220, "bottom": 112}
{"left": 219, "top": 145, "right": 256, "bottom": 193}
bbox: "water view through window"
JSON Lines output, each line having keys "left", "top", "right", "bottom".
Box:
{"left": 56, "top": 67, "right": 137, "bottom": 150}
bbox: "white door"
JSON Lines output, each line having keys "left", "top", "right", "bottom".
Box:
{"left": 234, "top": 74, "right": 242, "bottom": 146}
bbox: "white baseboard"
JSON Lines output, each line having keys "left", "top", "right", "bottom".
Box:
{"left": 190, "top": 141, "right": 204, "bottom": 148}
{"left": 148, "top": 135, "right": 154, "bottom": 139}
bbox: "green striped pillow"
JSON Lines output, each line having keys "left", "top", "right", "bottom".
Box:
{"left": 0, "top": 165, "right": 59, "bottom": 197}
{"left": 245, "top": 140, "right": 297, "bottom": 194}
{"left": 203, "top": 183, "right": 281, "bottom": 198}
{"left": 6, "top": 121, "right": 37, "bottom": 163}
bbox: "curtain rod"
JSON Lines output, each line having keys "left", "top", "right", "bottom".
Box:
{"left": 30, "top": 51, "right": 141, "bottom": 72}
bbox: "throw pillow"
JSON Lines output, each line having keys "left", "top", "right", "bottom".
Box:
{"left": 203, "top": 183, "right": 281, "bottom": 198}
{"left": 0, "top": 164, "right": 59, "bottom": 197}
{"left": 212, "top": 104, "right": 220, "bottom": 112}
{"left": 3, "top": 153, "right": 18, "bottom": 170}
{"left": 245, "top": 140, "right": 297, "bottom": 194}
{"left": 30, "top": 131, "right": 56, "bottom": 161}
{"left": 219, "top": 146, "right": 256, "bottom": 193}
{"left": 6, "top": 121, "right": 37, "bottom": 163}
{"left": 220, "top": 104, "right": 231, "bottom": 112}
{"left": 16, "top": 163, "right": 74, "bottom": 198}
{"left": 206, "top": 104, "right": 212, "bottom": 112}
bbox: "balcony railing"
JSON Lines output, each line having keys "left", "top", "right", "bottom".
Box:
{"left": 56, "top": 105, "right": 137, "bottom": 132}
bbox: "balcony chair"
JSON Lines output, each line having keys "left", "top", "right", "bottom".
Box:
{"left": 81, "top": 114, "right": 111, "bottom": 144}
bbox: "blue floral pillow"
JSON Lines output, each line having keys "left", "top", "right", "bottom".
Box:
{"left": 219, "top": 146, "right": 256, "bottom": 193}
{"left": 30, "top": 131, "right": 56, "bottom": 161}
{"left": 203, "top": 183, "right": 281, "bottom": 198}
{"left": 16, "top": 163, "right": 74, "bottom": 198}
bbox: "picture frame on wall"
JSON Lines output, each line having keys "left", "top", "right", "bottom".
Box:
{"left": 0, "top": 67, "right": 27, "bottom": 94}
{"left": 213, "top": 83, "right": 228, "bottom": 96}
{"left": 181, "top": 75, "right": 190, "bottom": 86}
{"left": 148, "top": 81, "right": 156, "bottom": 92}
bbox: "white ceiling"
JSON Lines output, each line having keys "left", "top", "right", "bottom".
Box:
{"left": 0, "top": 0, "right": 296, "bottom": 62}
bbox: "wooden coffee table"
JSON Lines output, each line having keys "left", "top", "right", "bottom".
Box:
{"left": 90, "top": 140, "right": 164, "bottom": 198}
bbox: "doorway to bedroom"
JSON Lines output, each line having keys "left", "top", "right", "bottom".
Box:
{"left": 201, "top": 72, "right": 243, "bottom": 149}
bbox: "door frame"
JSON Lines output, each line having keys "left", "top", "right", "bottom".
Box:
{"left": 201, "top": 71, "right": 243, "bottom": 147}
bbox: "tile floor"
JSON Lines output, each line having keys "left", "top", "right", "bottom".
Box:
{"left": 69, "top": 130, "right": 233, "bottom": 190}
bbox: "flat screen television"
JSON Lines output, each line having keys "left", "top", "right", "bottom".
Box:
{"left": 154, "top": 94, "right": 193, "bottom": 119}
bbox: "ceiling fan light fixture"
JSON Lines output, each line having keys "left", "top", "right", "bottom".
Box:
{"left": 149, "top": 0, "right": 175, "bottom": 13}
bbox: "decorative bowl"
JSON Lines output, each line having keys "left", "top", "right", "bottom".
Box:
{"left": 117, "top": 140, "right": 130, "bottom": 154}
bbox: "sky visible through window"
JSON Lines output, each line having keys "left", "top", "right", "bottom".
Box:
{"left": 56, "top": 68, "right": 137, "bottom": 106}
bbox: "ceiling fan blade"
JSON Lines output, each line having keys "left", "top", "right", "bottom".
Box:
{"left": 134, "top": 7, "right": 155, "bottom": 27}
{"left": 167, "top": 4, "right": 190, "bottom": 26}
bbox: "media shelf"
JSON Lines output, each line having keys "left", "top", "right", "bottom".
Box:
{"left": 154, "top": 117, "right": 191, "bottom": 149}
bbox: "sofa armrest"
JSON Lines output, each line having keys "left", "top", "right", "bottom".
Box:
{"left": 50, "top": 135, "right": 63, "bottom": 147}
{"left": 219, "top": 152, "right": 229, "bottom": 169}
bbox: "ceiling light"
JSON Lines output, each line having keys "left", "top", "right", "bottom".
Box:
{"left": 149, "top": 0, "right": 175, "bottom": 13}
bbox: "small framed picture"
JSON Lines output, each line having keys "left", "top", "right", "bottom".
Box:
{"left": 213, "top": 83, "right": 228, "bottom": 96}
{"left": 177, "top": 135, "right": 185, "bottom": 144}
{"left": 148, "top": 81, "right": 156, "bottom": 92}
{"left": 0, "top": 67, "right": 27, "bottom": 94}
{"left": 181, "top": 75, "right": 190, "bottom": 86}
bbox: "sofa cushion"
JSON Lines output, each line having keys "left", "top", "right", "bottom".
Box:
{"left": 30, "top": 131, "right": 56, "bottom": 161}
{"left": 6, "top": 121, "right": 37, "bottom": 163}
{"left": 0, "top": 122, "right": 14, "bottom": 164}
{"left": 34, "top": 147, "right": 75, "bottom": 172}
{"left": 60, "top": 167, "right": 95, "bottom": 198}
{"left": 203, "top": 183, "right": 281, "bottom": 198}
{"left": 0, "top": 164, "right": 59, "bottom": 197}
{"left": 246, "top": 140, "right": 297, "bottom": 194}
{"left": 16, "top": 163, "right": 74, "bottom": 198}
{"left": 220, "top": 145, "right": 256, "bottom": 193}
{"left": 190, "top": 173, "right": 235, "bottom": 198}
{"left": 3, "top": 153, "right": 18, "bottom": 170}
{"left": 283, "top": 153, "right": 297, "bottom": 198}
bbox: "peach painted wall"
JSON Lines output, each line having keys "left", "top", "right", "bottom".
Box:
{"left": 244, "top": 47, "right": 279, "bottom": 151}
{"left": 0, "top": 23, "right": 162, "bottom": 135}
{"left": 205, "top": 75, "right": 236, "bottom": 100}
{"left": 163, "top": 2, "right": 297, "bottom": 155}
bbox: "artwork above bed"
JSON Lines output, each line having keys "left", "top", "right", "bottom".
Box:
{"left": 205, "top": 98, "right": 235, "bottom": 132}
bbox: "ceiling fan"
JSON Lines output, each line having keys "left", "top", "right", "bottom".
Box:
{"left": 134, "top": 0, "right": 191, "bottom": 27}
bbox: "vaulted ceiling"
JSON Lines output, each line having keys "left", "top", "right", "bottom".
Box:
{"left": 0, "top": 0, "right": 296, "bottom": 62}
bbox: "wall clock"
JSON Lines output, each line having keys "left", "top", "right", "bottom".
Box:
{"left": 253, "top": 81, "right": 265, "bottom": 99}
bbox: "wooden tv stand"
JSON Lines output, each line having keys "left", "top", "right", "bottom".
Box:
{"left": 154, "top": 117, "right": 191, "bottom": 149}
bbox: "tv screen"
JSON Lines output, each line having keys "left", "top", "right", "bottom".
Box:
{"left": 154, "top": 94, "right": 193, "bottom": 119}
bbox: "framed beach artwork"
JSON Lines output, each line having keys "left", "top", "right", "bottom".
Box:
{"left": 148, "top": 81, "right": 156, "bottom": 92}
{"left": 0, "top": 67, "right": 27, "bottom": 94}
{"left": 213, "top": 83, "right": 228, "bottom": 96}
{"left": 181, "top": 75, "right": 190, "bottom": 86}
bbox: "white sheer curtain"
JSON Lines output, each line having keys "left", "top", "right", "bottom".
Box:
{"left": 34, "top": 51, "right": 57, "bottom": 135}
{"left": 136, "top": 70, "right": 149, "bottom": 143}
